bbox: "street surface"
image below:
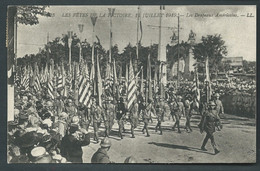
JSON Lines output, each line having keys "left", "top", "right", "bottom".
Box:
{"left": 82, "top": 113, "right": 256, "bottom": 163}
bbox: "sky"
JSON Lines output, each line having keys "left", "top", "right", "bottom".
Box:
{"left": 17, "top": 5, "right": 256, "bottom": 61}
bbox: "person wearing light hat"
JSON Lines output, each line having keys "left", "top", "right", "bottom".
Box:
{"left": 30, "top": 146, "right": 53, "bottom": 163}
{"left": 214, "top": 93, "right": 224, "bottom": 119}
{"left": 57, "top": 112, "right": 68, "bottom": 138}
{"left": 172, "top": 95, "right": 185, "bottom": 133}
{"left": 199, "top": 100, "right": 220, "bottom": 155}
{"left": 155, "top": 97, "right": 166, "bottom": 135}
{"left": 91, "top": 138, "right": 112, "bottom": 163}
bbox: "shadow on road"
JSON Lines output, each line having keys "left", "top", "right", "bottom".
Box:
{"left": 148, "top": 142, "right": 214, "bottom": 155}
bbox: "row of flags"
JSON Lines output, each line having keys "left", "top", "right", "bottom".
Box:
{"left": 17, "top": 52, "right": 202, "bottom": 110}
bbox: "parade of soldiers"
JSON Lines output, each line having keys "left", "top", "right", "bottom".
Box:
{"left": 7, "top": 5, "right": 256, "bottom": 163}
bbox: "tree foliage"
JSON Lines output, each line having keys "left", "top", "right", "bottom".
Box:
{"left": 17, "top": 6, "right": 51, "bottom": 25}
{"left": 193, "top": 34, "right": 227, "bottom": 73}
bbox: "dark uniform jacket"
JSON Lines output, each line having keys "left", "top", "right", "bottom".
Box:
{"left": 60, "top": 132, "right": 90, "bottom": 163}
{"left": 116, "top": 102, "right": 126, "bottom": 120}
{"left": 91, "top": 148, "right": 111, "bottom": 163}
{"left": 200, "top": 110, "right": 220, "bottom": 134}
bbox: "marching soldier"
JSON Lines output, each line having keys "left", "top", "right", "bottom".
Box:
{"left": 78, "top": 103, "right": 91, "bottom": 132}
{"left": 104, "top": 96, "right": 115, "bottom": 137}
{"left": 65, "top": 98, "right": 77, "bottom": 122}
{"left": 155, "top": 97, "right": 166, "bottom": 135}
{"left": 214, "top": 93, "right": 224, "bottom": 118}
{"left": 129, "top": 100, "right": 139, "bottom": 138}
{"left": 200, "top": 101, "right": 221, "bottom": 155}
{"left": 172, "top": 96, "right": 185, "bottom": 133}
{"left": 116, "top": 97, "right": 127, "bottom": 139}
{"left": 142, "top": 99, "right": 155, "bottom": 137}
{"left": 184, "top": 94, "right": 192, "bottom": 132}
{"left": 91, "top": 97, "right": 103, "bottom": 143}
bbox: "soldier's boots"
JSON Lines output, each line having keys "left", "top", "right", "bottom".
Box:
{"left": 214, "top": 149, "right": 220, "bottom": 155}
{"left": 155, "top": 125, "right": 158, "bottom": 132}
{"left": 201, "top": 146, "right": 207, "bottom": 151}
{"left": 147, "top": 133, "right": 150, "bottom": 137}
{"left": 142, "top": 128, "right": 145, "bottom": 134}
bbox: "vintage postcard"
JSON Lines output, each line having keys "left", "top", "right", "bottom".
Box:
{"left": 6, "top": 5, "right": 256, "bottom": 163}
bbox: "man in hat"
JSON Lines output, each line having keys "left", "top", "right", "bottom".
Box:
{"left": 155, "top": 97, "right": 166, "bottom": 135}
{"left": 142, "top": 99, "right": 155, "bottom": 137}
{"left": 65, "top": 98, "right": 77, "bottom": 120}
{"left": 78, "top": 103, "right": 91, "bottom": 132}
{"left": 60, "top": 123, "right": 90, "bottom": 163}
{"left": 129, "top": 100, "right": 139, "bottom": 138}
{"left": 200, "top": 100, "right": 220, "bottom": 155}
{"left": 184, "top": 94, "right": 192, "bottom": 132}
{"left": 116, "top": 97, "right": 127, "bottom": 139}
{"left": 214, "top": 93, "right": 224, "bottom": 118}
{"left": 91, "top": 138, "right": 113, "bottom": 163}
{"left": 103, "top": 96, "right": 115, "bottom": 136}
{"left": 172, "top": 95, "right": 185, "bottom": 133}
{"left": 91, "top": 96, "right": 103, "bottom": 143}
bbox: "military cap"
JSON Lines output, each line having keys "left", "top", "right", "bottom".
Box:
{"left": 124, "top": 156, "right": 137, "bottom": 163}
{"left": 100, "top": 137, "right": 111, "bottom": 148}
{"left": 208, "top": 101, "right": 216, "bottom": 106}
{"left": 215, "top": 93, "right": 220, "bottom": 97}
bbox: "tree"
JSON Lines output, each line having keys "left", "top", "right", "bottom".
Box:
{"left": 17, "top": 6, "right": 51, "bottom": 25}
{"left": 193, "top": 34, "right": 227, "bottom": 74}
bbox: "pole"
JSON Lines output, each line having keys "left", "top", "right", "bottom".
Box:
{"left": 109, "top": 10, "right": 112, "bottom": 64}
{"left": 177, "top": 14, "right": 180, "bottom": 88}
{"left": 91, "top": 25, "right": 95, "bottom": 80}
{"left": 47, "top": 32, "right": 50, "bottom": 66}
{"left": 135, "top": 6, "right": 140, "bottom": 73}
{"left": 158, "top": 7, "right": 162, "bottom": 62}
{"left": 79, "top": 43, "right": 82, "bottom": 63}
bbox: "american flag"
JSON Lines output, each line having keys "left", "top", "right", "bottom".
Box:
{"left": 21, "top": 74, "right": 29, "bottom": 90}
{"left": 48, "top": 79, "right": 55, "bottom": 99}
{"left": 78, "top": 64, "right": 92, "bottom": 108}
{"left": 127, "top": 59, "right": 137, "bottom": 110}
{"left": 33, "top": 75, "right": 41, "bottom": 92}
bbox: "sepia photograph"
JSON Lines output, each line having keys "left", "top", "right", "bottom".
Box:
{"left": 6, "top": 5, "right": 256, "bottom": 164}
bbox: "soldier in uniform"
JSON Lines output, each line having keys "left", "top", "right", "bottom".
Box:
{"left": 103, "top": 96, "right": 115, "bottom": 137}
{"left": 142, "top": 99, "right": 155, "bottom": 137}
{"left": 91, "top": 138, "right": 113, "bottom": 163}
{"left": 129, "top": 100, "right": 139, "bottom": 138}
{"left": 200, "top": 101, "right": 221, "bottom": 155}
{"left": 155, "top": 97, "right": 166, "bottom": 135}
{"left": 116, "top": 97, "right": 127, "bottom": 139}
{"left": 184, "top": 94, "right": 192, "bottom": 132}
{"left": 91, "top": 97, "right": 103, "bottom": 143}
{"left": 214, "top": 93, "right": 224, "bottom": 118}
{"left": 78, "top": 103, "right": 91, "bottom": 132}
{"left": 65, "top": 98, "right": 77, "bottom": 121}
{"left": 172, "top": 96, "right": 185, "bottom": 133}
{"left": 137, "top": 92, "right": 145, "bottom": 119}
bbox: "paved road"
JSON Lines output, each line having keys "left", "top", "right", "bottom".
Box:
{"left": 82, "top": 114, "right": 256, "bottom": 163}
